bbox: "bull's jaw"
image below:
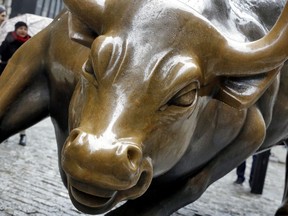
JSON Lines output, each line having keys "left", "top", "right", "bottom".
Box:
{"left": 61, "top": 130, "right": 153, "bottom": 214}
{"left": 66, "top": 160, "right": 152, "bottom": 214}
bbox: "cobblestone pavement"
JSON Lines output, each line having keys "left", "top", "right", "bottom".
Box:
{"left": 0, "top": 118, "right": 286, "bottom": 216}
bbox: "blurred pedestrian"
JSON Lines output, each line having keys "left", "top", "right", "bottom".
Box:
{"left": 19, "top": 130, "right": 26, "bottom": 146}
{"left": 0, "top": 21, "right": 31, "bottom": 146}
{"left": 0, "top": 21, "right": 31, "bottom": 74}
{"left": 234, "top": 155, "right": 257, "bottom": 186}
{"left": 0, "top": 5, "right": 6, "bottom": 26}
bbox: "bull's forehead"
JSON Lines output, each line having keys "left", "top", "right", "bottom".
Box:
{"left": 90, "top": 1, "right": 203, "bottom": 86}
{"left": 104, "top": 0, "right": 205, "bottom": 53}
{"left": 90, "top": 34, "right": 201, "bottom": 97}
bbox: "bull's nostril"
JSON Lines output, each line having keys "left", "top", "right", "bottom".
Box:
{"left": 69, "top": 129, "right": 81, "bottom": 142}
{"left": 126, "top": 147, "right": 141, "bottom": 169}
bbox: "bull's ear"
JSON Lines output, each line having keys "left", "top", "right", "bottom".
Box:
{"left": 67, "top": 12, "right": 98, "bottom": 48}
{"left": 215, "top": 68, "right": 280, "bottom": 109}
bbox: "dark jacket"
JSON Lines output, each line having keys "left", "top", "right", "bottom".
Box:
{"left": 0, "top": 31, "right": 31, "bottom": 74}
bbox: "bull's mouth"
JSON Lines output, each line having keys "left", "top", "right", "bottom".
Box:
{"left": 67, "top": 162, "right": 153, "bottom": 214}
{"left": 69, "top": 181, "right": 117, "bottom": 209}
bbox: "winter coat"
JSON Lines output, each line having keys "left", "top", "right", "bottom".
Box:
{"left": 0, "top": 31, "right": 31, "bottom": 74}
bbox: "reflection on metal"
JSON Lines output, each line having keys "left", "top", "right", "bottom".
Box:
{"left": 1, "top": 0, "right": 288, "bottom": 215}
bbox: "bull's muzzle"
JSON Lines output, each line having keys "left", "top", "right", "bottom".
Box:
{"left": 61, "top": 129, "right": 153, "bottom": 213}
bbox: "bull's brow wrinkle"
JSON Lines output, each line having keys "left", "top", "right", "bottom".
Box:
{"left": 112, "top": 40, "right": 128, "bottom": 84}
{"left": 144, "top": 50, "right": 174, "bottom": 81}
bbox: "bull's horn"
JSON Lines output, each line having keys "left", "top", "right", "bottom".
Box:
{"left": 205, "top": 2, "right": 288, "bottom": 79}
{"left": 63, "top": 0, "right": 106, "bottom": 34}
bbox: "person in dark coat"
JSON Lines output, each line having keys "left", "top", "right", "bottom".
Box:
{"left": 0, "top": 21, "right": 31, "bottom": 146}
{"left": 0, "top": 21, "right": 31, "bottom": 75}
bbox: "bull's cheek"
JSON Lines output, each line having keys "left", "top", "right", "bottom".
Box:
{"left": 69, "top": 83, "right": 87, "bottom": 130}
{"left": 146, "top": 118, "right": 198, "bottom": 177}
{"left": 143, "top": 103, "right": 202, "bottom": 177}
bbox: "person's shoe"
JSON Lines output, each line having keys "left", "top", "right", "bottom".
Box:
{"left": 19, "top": 135, "right": 26, "bottom": 146}
{"left": 234, "top": 178, "right": 244, "bottom": 185}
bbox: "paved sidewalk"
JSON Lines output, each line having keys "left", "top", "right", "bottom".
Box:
{"left": 0, "top": 118, "right": 286, "bottom": 216}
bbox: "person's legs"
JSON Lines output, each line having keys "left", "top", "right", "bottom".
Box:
{"left": 235, "top": 160, "right": 246, "bottom": 184}
{"left": 249, "top": 154, "right": 257, "bottom": 187}
{"left": 19, "top": 130, "right": 26, "bottom": 146}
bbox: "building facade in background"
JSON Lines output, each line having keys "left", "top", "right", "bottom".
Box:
{"left": 0, "top": 0, "right": 64, "bottom": 18}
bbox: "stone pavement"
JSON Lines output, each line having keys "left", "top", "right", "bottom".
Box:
{"left": 0, "top": 118, "right": 286, "bottom": 216}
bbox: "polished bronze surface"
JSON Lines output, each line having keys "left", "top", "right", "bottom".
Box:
{"left": 0, "top": 0, "right": 288, "bottom": 215}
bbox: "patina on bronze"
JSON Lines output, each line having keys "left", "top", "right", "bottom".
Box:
{"left": 0, "top": 0, "right": 288, "bottom": 215}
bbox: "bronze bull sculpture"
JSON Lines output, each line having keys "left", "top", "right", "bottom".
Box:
{"left": 1, "top": 0, "right": 288, "bottom": 215}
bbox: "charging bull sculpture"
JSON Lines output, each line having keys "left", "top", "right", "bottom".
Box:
{"left": 1, "top": 0, "right": 288, "bottom": 215}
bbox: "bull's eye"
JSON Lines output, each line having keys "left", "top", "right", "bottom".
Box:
{"left": 82, "top": 57, "right": 98, "bottom": 87}
{"left": 160, "top": 82, "right": 199, "bottom": 111}
{"left": 84, "top": 58, "right": 94, "bottom": 75}
{"left": 169, "top": 89, "right": 197, "bottom": 107}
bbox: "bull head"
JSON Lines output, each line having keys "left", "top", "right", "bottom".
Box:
{"left": 62, "top": 0, "right": 288, "bottom": 214}
{"left": 64, "top": 0, "right": 288, "bottom": 107}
